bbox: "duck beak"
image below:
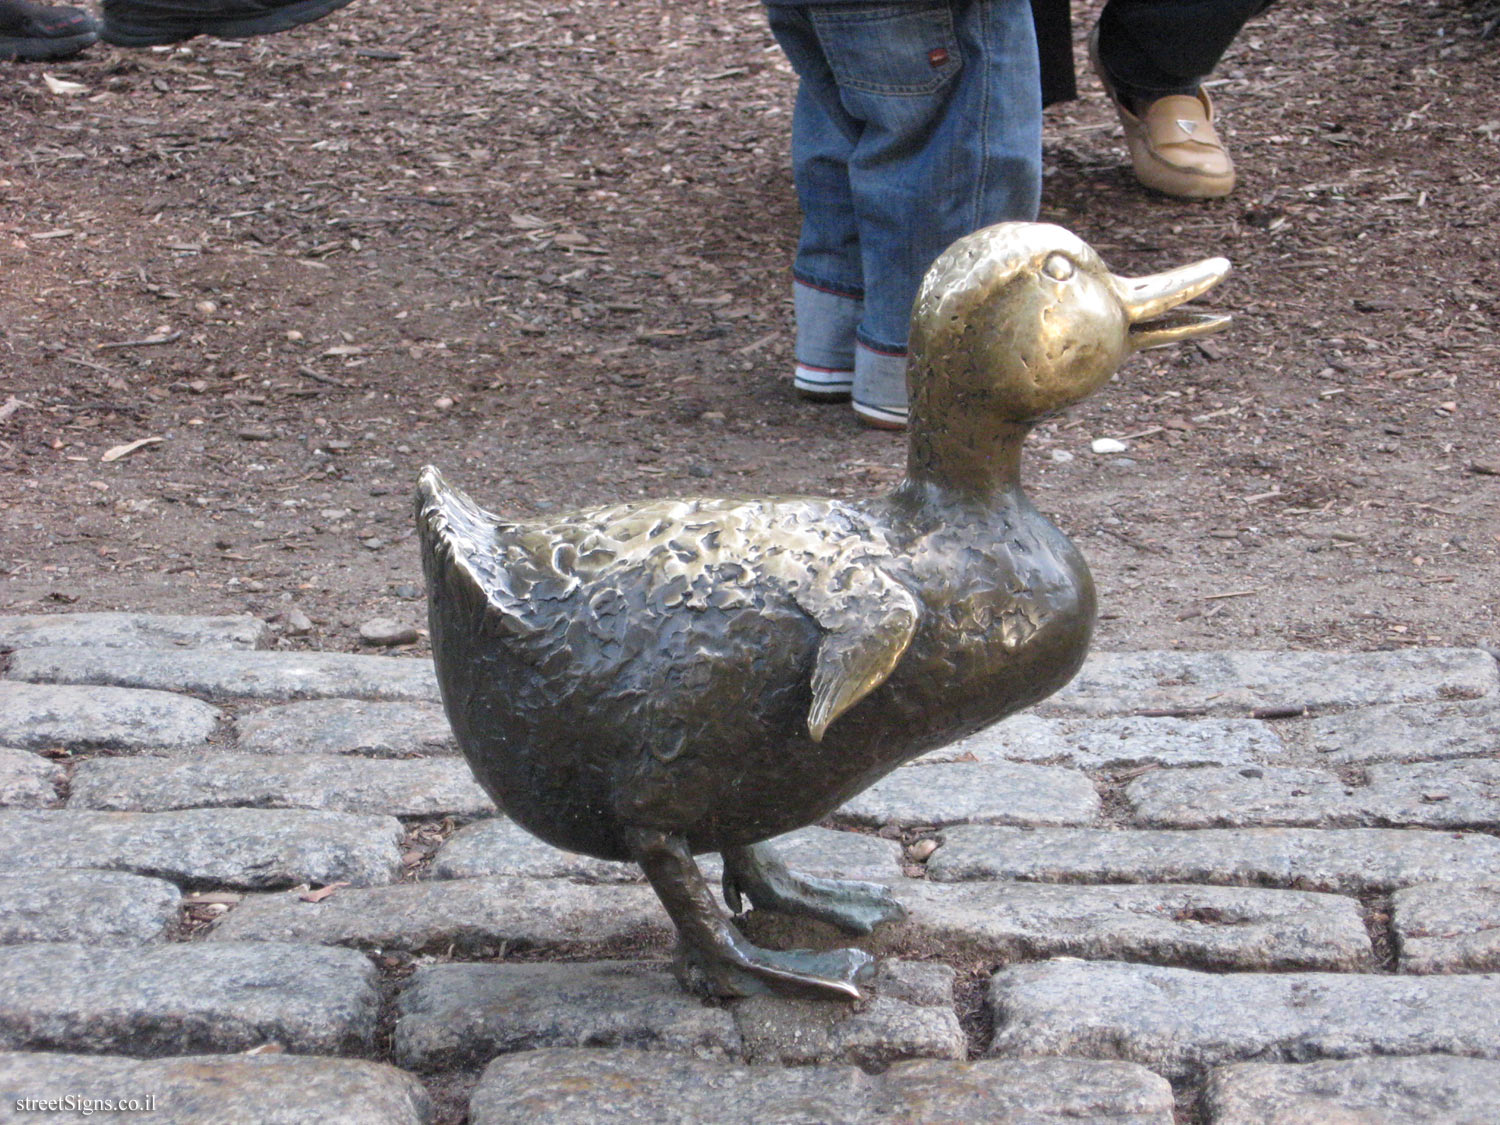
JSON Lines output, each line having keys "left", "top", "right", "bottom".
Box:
{"left": 1113, "top": 256, "right": 1233, "bottom": 352}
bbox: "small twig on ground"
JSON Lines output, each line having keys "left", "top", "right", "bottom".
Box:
{"left": 96, "top": 331, "right": 182, "bottom": 351}
{"left": 298, "top": 365, "right": 346, "bottom": 387}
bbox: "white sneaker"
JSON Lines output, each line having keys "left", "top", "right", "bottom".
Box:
{"left": 850, "top": 344, "right": 908, "bottom": 430}
{"left": 793, "top": 364, "right": 854, "bottom": 401}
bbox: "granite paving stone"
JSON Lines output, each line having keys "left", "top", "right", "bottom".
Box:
{"left": 429, "top": 815, "right": 643, "bottom": 882}
{"left": 207, "top": 876, "right": 673, "bottom": 952}
{"left": 1202, "top": 1056, "right": 1500, "bottom": 1125}
{"left": 872, "top": 880, "right": 1372, "bottom": 972}
{"left": 468, "top": 1048, "right": 1175, "bottom": 1125}
{"left": 235, "top": 698, "right": 457, "bottom": 756}
{"left": 989, "top": 960, "right": 1500, "bottom": 1079}
{"left": 69, "top": 752, "right": 496, "bottom": 817}
{"left": 869, "top": 1057, "right": 1174, "bottom": 1125}
{"left": 0, "top": 681, "right": 221, "bottom": 752}
{"left": 1302, "top": 700, "right": 1500, "bottom": 765}
{"left": 1123, "top": 767, "right": 1344, "bottom": 829}
{"left": 0, "top": 942, "right": 381, "bottom": 1056}
{"left": 0, "top": 808, "right": 405, "bottom": 888}
{"left": 1363, "top": 758, "right": 1500, "bottom": 829}
{"left": 836, "top": 761, "right": 1100, "bottom": 829}
{"left": 7, "top": 645, "right": 440, "bottom": 702}
{"left": 0, "top": 1052, "right": 433, "bottom": 1125}
{"left": 1045, "top": 648, "right": 1498, "bottom": 716}
{"left": 393, "top": 960, "right": 742, "bottom": 1070}
{"left": 1127, "top": 762, "right": 1500, "bottom": 830}
{"left": 0, "top": 612, "right": 270, "bottom": 651}
{"left": 927, "top": 824, "right": 1500, "bottom": 893}
{"left": 1125, "top": 767, "right": 1365, "bottom": 829}
{"left": 0, "top": 870, "right": 179, "bottom": 944}
{"left": 725, "top": 960, "right": 964, "bottom": 1068}
{"left": 1394, "top": 880, "right": 1500, "bottom": 973}
{"left": 400, "top": 961, "right": 964, "bottom": 1072}
{"left": 0, "top": 747, "right": 63, "bottom": 808}
{"left": 919, "top": 713, "right": 1280, "bottom": 770}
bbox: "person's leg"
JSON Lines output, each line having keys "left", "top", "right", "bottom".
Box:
{"left": 1097, "top": 0, "right": 1272, "bottom": 102}
{"left": 768, "top": 8, "right": 866, "bottom": 402}
{"left": 100, "top": 0, "right": 357, "bottom": 47}
{"left": 1092, "top": 0, "right": 1274, "bottom": 198}
{"left": 0, "top": 0, "right": 96, "bottom": 61}
{"left": 807, "top": 0, "right": 1042, "bottom": 427}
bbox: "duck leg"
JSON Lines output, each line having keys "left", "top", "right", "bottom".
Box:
{"left": 721, "top": 840, "right": 906, "bottom": 935}
{"left": 625, "top": 826, "right": 875, "bottom": 1001}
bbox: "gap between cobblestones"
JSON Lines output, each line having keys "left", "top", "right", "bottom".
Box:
{"left": 1358, "top": 892, "right": 1399, "bottom": 974}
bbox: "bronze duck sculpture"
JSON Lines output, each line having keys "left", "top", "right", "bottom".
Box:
{"left": 417, "top": 222, "right": 1230, "bottom": 1001}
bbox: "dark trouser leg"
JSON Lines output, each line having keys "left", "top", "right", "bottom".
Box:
{"left": 100, "top": 0, "right": 355, "bottom": 48}
{"left": 1097, "top": 0, "right": 1275, "bottom": 102}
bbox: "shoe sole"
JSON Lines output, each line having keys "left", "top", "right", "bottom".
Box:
{"left": 793, "top": 365, "right": 853, "bottom": 402}
{"left": 0, "top": 29, "right": 96, "bottom": 59}
{"left": 101, "top": 0, "right": 354, "bottom": 46}
{"left": 1125, "top": 140, "right": 1236, "bottom": 199}
{"left": 851, "top": 401, "right": 908, "bottom": 430}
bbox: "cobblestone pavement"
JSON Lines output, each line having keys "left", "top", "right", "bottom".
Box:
{"left": 2, "top": 613, "right": 1499, "bottom": 1123}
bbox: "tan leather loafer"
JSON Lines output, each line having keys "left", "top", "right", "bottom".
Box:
{"left": 1090, "top": 30, "right": 1236, "bottom": 200}
{"left": 1121, "top": 90, "right": 1236, "bottom": 199}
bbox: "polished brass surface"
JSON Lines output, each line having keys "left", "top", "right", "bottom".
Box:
{"left": 418, "top": 222, "right": 1230, "bottom": 1001}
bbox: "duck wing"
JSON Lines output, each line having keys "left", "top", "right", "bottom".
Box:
{"left": 416, "top": 466, "right": 920, "bottom": 742}
{"left": 800, "top": 564, "right": 918, "bottom": 742}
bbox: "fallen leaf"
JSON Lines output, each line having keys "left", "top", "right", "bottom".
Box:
{"left": 298, "top": 882, "right": 349, "bottom": 903}
{"left": 100, "top": 436, "right": 164, "bottom": 463}
{"left": 42, "top": 73, "right": 89, "bottom": 97}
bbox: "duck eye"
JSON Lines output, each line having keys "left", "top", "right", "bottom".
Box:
{"left": 1042, "top": 254, "right": 1074, "bottom": 282}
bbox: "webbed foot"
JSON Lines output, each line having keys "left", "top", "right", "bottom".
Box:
{"left": 676, "top": 936, "right": 875, "bottom": 1001}
{"left": 722, "top": 840, "right": 907, "bottom": 935}
{"left": 626, "top": 826, "right": 878, "bottom": 1001}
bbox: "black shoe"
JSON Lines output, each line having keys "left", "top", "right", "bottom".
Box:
{"left": 100, "top": 0, "right": 355, "bottom": 47}
{"left": 0, "top": 0, "right": 98, "bottom": 61}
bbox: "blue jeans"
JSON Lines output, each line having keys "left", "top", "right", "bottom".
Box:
{"left": 768, "top": 0, "right": 1041, "bottom": 414}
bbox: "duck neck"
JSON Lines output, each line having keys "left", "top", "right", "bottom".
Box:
{"left": 897, "top": 418, "right": 1032, "bottom": 507}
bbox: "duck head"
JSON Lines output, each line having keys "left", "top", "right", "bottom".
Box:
{"left": 904, "top": 223, "right": 1230, "bottom": 493}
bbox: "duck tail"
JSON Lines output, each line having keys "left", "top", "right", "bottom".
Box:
{"left": 415, "top": 465, "right": 504, "bottom": 603}
{"left": 416, "top": 465, "right": 492, "bottom": 546}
